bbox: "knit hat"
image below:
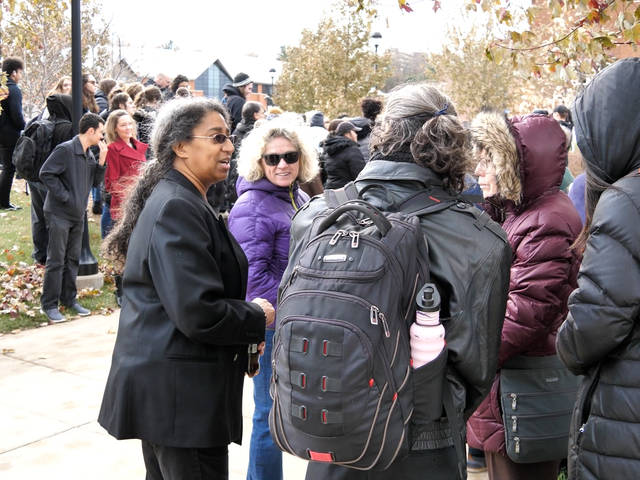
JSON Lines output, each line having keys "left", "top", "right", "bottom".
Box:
{"left": 232, "top": 72, "right": 252, "bottom": 87}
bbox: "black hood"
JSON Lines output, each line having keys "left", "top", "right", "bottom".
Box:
{"left": 223, "top": 84, "right": 241, "bottom": 96}
{"left": 349, "top": 117, "right": 372, "bottom": 140}
{"left": 46, "top": 94, "right": 73, "bottom": 121}
{"left": 322, "top": 135, "right": 356, "bottom": 155}
{"left": 572, "top": 57, "right": 640, "bottom": 182}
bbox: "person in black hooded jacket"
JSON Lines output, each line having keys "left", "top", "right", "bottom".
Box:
{"left": 556, "top": 58, "right": 640, "bottom": 480}
{"left": 28, "top": 94, "right": 74, "bottom": 264}
{"left": 322, "top": 121, "right": 366, "bottom": 189}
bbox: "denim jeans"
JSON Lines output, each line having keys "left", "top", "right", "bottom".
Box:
{"left": 91, "top": 185, "right": 101, "bottom": 204}
{"left": 41, "top": 214, "right": 83, "bottom": 310}
{"left": 101, "top": 202, "right": 113, "bottom": 239}
{"left": 247, "top": 329, "right": 282, "bottom": 480}
{"left": 28, "top": 181, "right": 49, "bottom": 264}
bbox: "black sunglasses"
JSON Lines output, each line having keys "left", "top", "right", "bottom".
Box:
{"left": 262, "top": 151, "right": 299, "bottom": 166}
{"left": 191, "top": 133, "right": 236, "bottom": 145}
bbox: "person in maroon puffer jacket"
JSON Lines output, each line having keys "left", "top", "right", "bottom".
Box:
{"left": 228, "top": 119, "right": 318, "bottom": 480}
{"left": 467, "top": 112, "right": 582, "bottom": 480}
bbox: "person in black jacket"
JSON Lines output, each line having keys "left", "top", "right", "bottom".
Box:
{"left": 39, "top": 113, "right": 107, "bottom": 323}
{"left": 225, "top": 72, "right": 253, "bottom": 132}
{"left": 294, "top": 84, "right": 511, "bottom": 480}
{"left": 556, "top": 58, "right": 640, "bottom": 480}
{"left": 322, "top": 121, "right": 366, "bottom": 189}
{"left": 99, "top": 97, "right": 274, "bottom": 480}
{"left": 29, "top": 94, "right": 74, "bottom": 265}
{"left": 0, "top": 56, "right": 26, "bottom": 210}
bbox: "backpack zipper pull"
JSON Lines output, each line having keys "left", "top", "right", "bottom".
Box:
{"left": 514, "top": 436, "right": 520, "bottom": 454}
{"left": 511, "top": 393, "right": 517, "bottom": 410}
{"left": 379, "top": 312, "right": 390, "bottom": 338}
{"left": 350, "top": 232, "right": 359, "bottom": 248}
{"left": 512, "top": 416, "right": 517, "bottom": 432}
{"left": 370, "top": 305, "right": 379, "bottom": 325}
{"left": 329, "top": 230, "right": 344, "bottom": 246}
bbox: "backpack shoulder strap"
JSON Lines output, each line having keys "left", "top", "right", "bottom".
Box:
{"left": 325, "top": 182, "right": 359, "bottom": 208}
{"left": 398, "top": 191, "right": 457, "bottom": 217}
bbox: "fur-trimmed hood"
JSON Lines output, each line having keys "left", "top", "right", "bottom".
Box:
{"left": 471, "top": 112, "right": 567, "bottom": 207}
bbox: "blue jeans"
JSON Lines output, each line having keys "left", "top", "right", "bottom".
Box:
{"left": 91, "top": 185, "right": 101, "bottom": 203}
{"left": 247, "top": 329, "right": 282, "bottom": 480}
{"left": 101, "top": 202, "right": 113, "bottom": 239}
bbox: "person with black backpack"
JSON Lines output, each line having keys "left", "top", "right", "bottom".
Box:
{"left": 22, "top": 94, "right": 73, "bottom": 264}
{"left": 273, "top": 84, "right": 512, "bottom": 479}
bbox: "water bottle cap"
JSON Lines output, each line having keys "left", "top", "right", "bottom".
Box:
{"left": 416, "top": 283, "right": 441, "bottom": 312}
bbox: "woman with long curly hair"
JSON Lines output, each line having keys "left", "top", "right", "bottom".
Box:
{"left": 99, "top": 97, "right": 274, "bottom": 479}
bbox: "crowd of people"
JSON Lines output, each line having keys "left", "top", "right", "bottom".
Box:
{"left": 1, "top": 54, "right": 639, "bottom": 480}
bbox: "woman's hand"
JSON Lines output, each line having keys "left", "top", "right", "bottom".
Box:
{"left": 252, "top": 297, "right": 275, "bottom": 327}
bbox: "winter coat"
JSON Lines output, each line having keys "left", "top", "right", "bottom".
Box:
{"left": 104, "top": 137, "right": 148, "bottom": 220}
{"left": 43, "top": 94, "right": 74, "bottom": 152}
{"left": 132, "top": 107, "right": 156, "bottom": 149}
{"left": 285, "top": 158, "right": 511, "bottom": 462}
{"left": 224, "top": 85, "right": 245, "bottom": 132}
{"left": 322, "top": 135, "right": 366, "bottom": 189}
{"left": 39, "top": 136, "right": 106, "bottom": 223}
{"left": 556, "top": 58, "right": 640, "bottom": 480}
{"left": 94, "top": 89, "right": 108, "bottom": 113}
{"left": 466, "top": 113, "right": 583, "bottom": 455}
{"left": 567, "top": 172, "right": 586, "bottom": 226}
{"left": 0, "top": 78, "right": 25, "bottom": 147}
{"left": 232, "top": 118, "right": 256, "bottom": 146}
{"left": 98, "top": 169, "right": 266, "bottom": 448}
{"left": 228, "top": 177, "right": 309, "bottom": 324}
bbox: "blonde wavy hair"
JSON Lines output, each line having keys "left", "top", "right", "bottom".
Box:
{"left": 105, "top": 109, "right": 137, "bottom": 144}
{"left": 236, "top": 119, "right": 319, "bottom": 183}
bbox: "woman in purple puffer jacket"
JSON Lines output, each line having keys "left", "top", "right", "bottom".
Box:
{"left": 228, "top": 119, "right": 319, "bottom": 480}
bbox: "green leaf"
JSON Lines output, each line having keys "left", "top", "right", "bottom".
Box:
{"left": 592, "top": 35, "right": 614, "bottom": 48}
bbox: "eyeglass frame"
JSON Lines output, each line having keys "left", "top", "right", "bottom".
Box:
{"left": 190, "top": 133, "right": 236, "bottom": 145}
{"left": 262, "top": 151, "right": 300, "bottom": 166}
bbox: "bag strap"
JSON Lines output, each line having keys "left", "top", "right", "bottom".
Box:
{"left": 442, "top": 379, "right": 466, "bottom": 480}
{"left": 325, "top": 182, "right": 359, "bottom": 208}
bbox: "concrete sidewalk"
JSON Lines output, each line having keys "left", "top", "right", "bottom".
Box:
{"left": 0, "top": 312, "right": 488, "bottom": 479}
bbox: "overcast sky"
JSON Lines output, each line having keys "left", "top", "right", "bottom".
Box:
{"left": 100, "top": 0, "right": 460, "bottom": 60}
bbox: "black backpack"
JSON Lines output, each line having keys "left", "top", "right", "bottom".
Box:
{"left": 269, "top": 184, "right": 458, "bottom": 471}
{"left": 12, "top": 118, "right": 67, "bottom": 182}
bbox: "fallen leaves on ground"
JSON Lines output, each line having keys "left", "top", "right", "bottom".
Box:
{"left": 0, "top": 261, "right": 44, "bottom": 317}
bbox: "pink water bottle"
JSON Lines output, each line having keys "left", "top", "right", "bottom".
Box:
{"left": 410, "top": 283, "right": 445, "bottom": 369}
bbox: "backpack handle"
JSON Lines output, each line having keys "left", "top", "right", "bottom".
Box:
{"left": 317, "top": 200, "right": 392, "bottom": 236}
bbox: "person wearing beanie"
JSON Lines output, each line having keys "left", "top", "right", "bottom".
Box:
{"left": 225, "top": 72, "right": 253, "bottom": 132}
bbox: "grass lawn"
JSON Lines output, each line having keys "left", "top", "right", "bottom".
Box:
{"left": 0, "top": 180, "right": 117, "bottom": 334}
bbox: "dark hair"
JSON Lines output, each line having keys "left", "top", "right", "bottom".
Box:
{"left": 125, "top": 82, "right": 144, "bottom": 103}
{"left": 175, "top": 87, "right": 191, "bottom": 98}
{"left": 532, "top": 109, "right": 549, "bottom": 116}
{"left": 171, "top": 74, "right": 189, "bottom": 93}
{"left": 572, "top": 162, "right": 617, "bottom": 252}
{"left": 103, "top": 98, "right": 230, "bottom": 265}
{"left": 361, "top": 98, "right": 383, "bottom": 122}
{"left": 82, "top": 73, "right": 99, "bottom": 113}
{"left": 242, "top": 101, "right": 263, "bottom": 123}
{"left": 99, "top": 78, "right": 117, "bottom": 97}
{"left": 2, "top": 57, "right": 24, "bottom": 75}
{"left": 370, "top": 84, "right": 470, "bottom": 194}
{"left": 327, "top": 119, "right": 342, "bottom": 134}
{"left": 79, "top": 112, "right": 105, "bottom": 133}
{"left": 553, "top": 104, "right": 572, "bottom": 123}
{"left": 110, "top": 92, "right": 131, "bottom": 111}
{"left": 134, "top": 85, "right": 162, "bottom": 108}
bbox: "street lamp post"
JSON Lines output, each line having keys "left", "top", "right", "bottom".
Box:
{"left": 269, "top": 68, "right": 276, "bottom": 97}
{"left": 371, "top": 32, "right": 382, "bottom": 72}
